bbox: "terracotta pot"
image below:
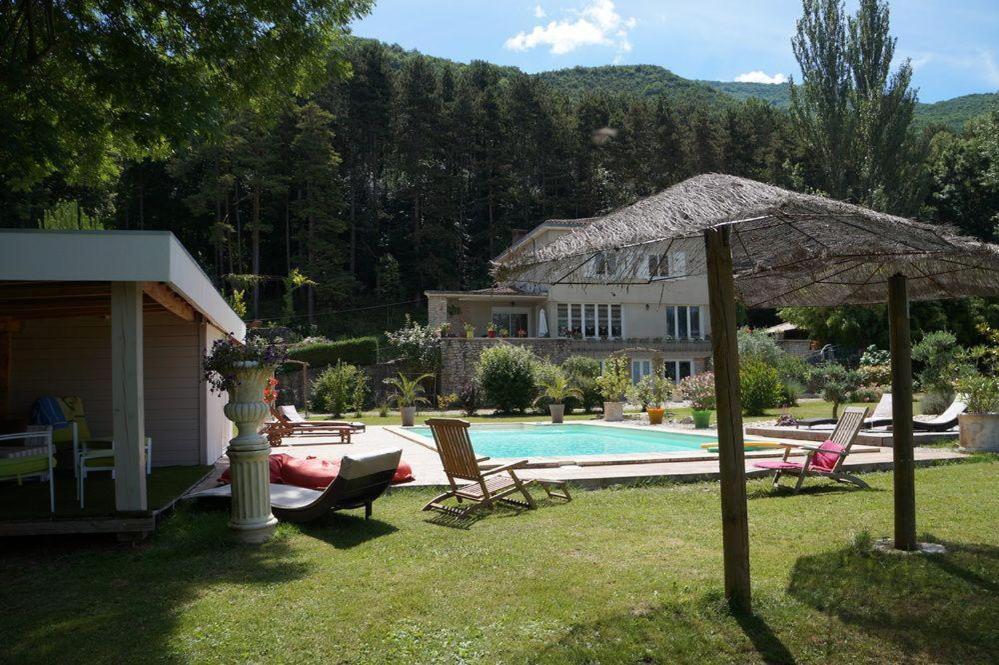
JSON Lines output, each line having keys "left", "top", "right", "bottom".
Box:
{"left": 401, "top": 406, "right": 417, "bottom": 427}
{"left": 958, "top": 413, "right": 999, "bottom": 452}
{"left": 603, "top": 401, "right": 624, "bottom": 422}
{"left": 487, "top": 330, "right": 496, "bottom": 338}
{"left": 647, "top": 407, "right": 665, "bottom": 425}
{"left": 549, "top": 403, "right": 565, "bottom": 424}
{"left": 692, "top": 409, "right": 712, "bottom": 429}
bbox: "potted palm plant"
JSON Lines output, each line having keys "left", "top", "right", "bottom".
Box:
{"left": 676, "top": 372, "right": 716, "bottom": 429}
{"left": 954, "top": 374, "right": 999, "bottom": 452}
{"left": 595, "top": 355, "right": 631, "bottom": 422}
{"left": 629, "top": 374, "right": 671, "bottom": 425}
{"left": 383, "top": 372, "right": 433, "bottom": 426}
{"left": 534, "top": 368, "right": 583, "bottom": 423}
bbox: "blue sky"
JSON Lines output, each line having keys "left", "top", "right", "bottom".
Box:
{"left": 351, "top": 0, "right": 999, "bottom": 102}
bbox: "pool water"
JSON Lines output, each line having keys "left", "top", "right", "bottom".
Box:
{"left": 407, "top": 423, "right": 712, "bottom": 459}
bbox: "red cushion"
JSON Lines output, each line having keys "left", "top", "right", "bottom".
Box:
{"left": 812, "top": 440, "right": 845, "bottom": 472}
{"left": 281, "top": 456, "right": 341, "bottom": 491}
{"left": 218, "top": 454, "right": 288, "bottom": 485}
{"left": 393, "top": 460, "right": 414, "bottom": 484}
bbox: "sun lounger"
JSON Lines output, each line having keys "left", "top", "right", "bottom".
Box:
{"left": 797, "top": 393, "right": 892, "bottom": 429}
{"left": 279, "top": 405, "right": 365, "bottom": 432}
{"left": 755, "top": 406, "right": 870, "bottom": 493}
{"left": 911, "top": 397, "right": 967, "bottom": 432}
{"left": 192, "top": 448, "right": 402, "bottom": 522}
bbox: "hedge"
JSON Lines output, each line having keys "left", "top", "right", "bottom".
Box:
{"left": 287, "top": 336, "right": 378, "bottom": 367}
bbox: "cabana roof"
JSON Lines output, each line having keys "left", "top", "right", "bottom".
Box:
{"left": 493, "top": 173, "right": 999, "bottom": 307}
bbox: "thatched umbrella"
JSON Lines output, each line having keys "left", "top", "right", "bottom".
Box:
{"left": 494, "top": 173, "right": 999, "bottom": 611}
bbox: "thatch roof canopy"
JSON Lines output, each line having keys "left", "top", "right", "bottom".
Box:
{"left": 492, "top": 174, "right": 999, "bottom": 308}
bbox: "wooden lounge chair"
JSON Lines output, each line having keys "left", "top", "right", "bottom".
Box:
{"left": 423, "top": 418, "right": 551, "bottom": 517}
{"left": 265, "top": 405, "right": 353, "bottom": 446}
{"left": 191, "top": 448, "right": 402, "bottom": 522}
{"left": 797, "top": 393, "right": 892, "bottom": 429}
{"left": 279, "top": 405, "right": 366, "bottom": 432}
{"left": 754, "top": 406, "right": 870, "bottom": 493}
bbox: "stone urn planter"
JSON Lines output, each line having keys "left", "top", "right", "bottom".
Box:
{"left": 692, "top": 409, "right": 713, "bottom": 429}
{"left": 603, "top": 401, "right": 624, "bottom": 422}
{"left": 646, "top": 407, "right": 665, "bottom": 425}
{"left": 224, "top": 361, "right": 278, "bottom": 544}
{"left": 958, "top": 413, "right": 999, "bottom": 452}
{"left": 549, "top": 403, "right": 565, "bottom": 424}
{"left": 400, "top": 406, "right": 417, "bottom": 427}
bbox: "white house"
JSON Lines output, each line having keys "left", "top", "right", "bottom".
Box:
{"left": 427, "top": 218, "right": 712, "bottom": 393}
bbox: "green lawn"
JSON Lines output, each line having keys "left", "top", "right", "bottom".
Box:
{"left": 1, "top": 458, "right": 995, "bottom": 663}
{"left": 319, "top": 398, "right": 919, "bottom": 427}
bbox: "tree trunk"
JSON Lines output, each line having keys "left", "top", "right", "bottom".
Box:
{"left": 251, "top": 189, "right": 261, "bottom": 320}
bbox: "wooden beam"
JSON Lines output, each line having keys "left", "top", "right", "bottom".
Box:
{"left": 888, "top": 273, "right": 917, "bottom": 550}
{"left": 111, "top": 282, "right": 148, "bottom": 513}
{"left": 704, "top": 226, "right": 752, "bottom": 611}
{"left": 0, "top": 283, "right": 111, "bottom": 301}
{"left": 141, "top": 282, "right": 195, "bottom": 322}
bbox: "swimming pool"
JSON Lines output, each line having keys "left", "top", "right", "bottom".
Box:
{"left": 406, "top": 423, "right": 712, "bottom": 459}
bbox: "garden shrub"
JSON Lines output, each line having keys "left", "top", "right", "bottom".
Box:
{"left": 595, "top": 355, "right": 632, "bottom": 403}
{"left": 287, "top": 336, "right": 378, "bottom": 367}
{"left": 739, "top": 359, "right": 782, "bottom": 416}
{"left": 311, "top": 361, "right": 368, "bottom": 416}
{"left": 912, "top": 331, "right": 966, "bottom": 413}
{"left": 475, "top": 344, "right": 538, "bottom": 412}
{"left": 385, "top": 314, "right": 441, "bottom": 372}
{"left": 562, "top": 355, "right": 602, "bottom": 413}
{"left": 737, "top": 327, "right": 783, "bottom": 365}
{"left": 457, "top": 379, "right": 482, "bottom": 416}
{"left": 809, "top": 363, "right": 862, "bottom": 417}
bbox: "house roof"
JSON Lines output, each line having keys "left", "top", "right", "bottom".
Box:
{"left": 493, "top": 173, "right": 999, "bottom": 307}
{"left": 424, "top": 285, "right": 547, "bottom": 300}
{"left": 0, "top": 230, "right": 245, "bottom": 336}
{"left": 493, "top": 218, "right": 596, "bottom": 263}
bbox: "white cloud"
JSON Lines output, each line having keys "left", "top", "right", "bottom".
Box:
{"left": 734, "top": 70, "right": 788, "bottom": 85}
{"left": 505, "top": 0, "right": 637, "bottom": 56}
{"left": 534, "top": 4, "right": 546, "bottom": 18}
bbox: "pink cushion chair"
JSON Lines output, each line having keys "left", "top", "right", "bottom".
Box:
{"left": 755, "top": 407, "right": 870, "bottom": 493}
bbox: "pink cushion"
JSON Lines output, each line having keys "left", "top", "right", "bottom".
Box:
{"left": 812, "top": 440, "right": 845, "bottom": 471}
{"left": 754, "top": 460, "right": 804, "bottom": 471}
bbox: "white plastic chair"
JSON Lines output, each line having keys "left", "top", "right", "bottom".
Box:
{"left": 73, "top": 424, "right": 152, "bottom": 508}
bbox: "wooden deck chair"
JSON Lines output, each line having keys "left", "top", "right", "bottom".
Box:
{"left": 755, "top": 406, "right": 870, "bottom": 493}
{"left": 423, "top": 418, "right": 538, "bottom": 517}
{"left": 279, "top": 406, "right": 366, "bottom": 432}
{"left": 265, "top": 406, "right": 352, "bottom": 447}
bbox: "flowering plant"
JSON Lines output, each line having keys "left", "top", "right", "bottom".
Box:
{"left": 263, "top": 377, "right": 279, "bottom": 404}
{"left": 675, "top": 372, "right": 716, "bottom": 411}
{"left": 202, "top": 335, "right": 287, "bottom": 394}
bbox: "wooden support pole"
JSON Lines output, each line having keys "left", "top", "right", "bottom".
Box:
{"left": 704, "top": 227, "right": 751, "bottom": 611}
{"left": 111, "top": 282, "right": 148, "bottom": 513}
{"left": 888, "top": 273, "right": 916, "bottom": 550}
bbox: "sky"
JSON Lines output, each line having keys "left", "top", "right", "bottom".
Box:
{"left": 350, "top": 0, "right": 999, "bottom": 103}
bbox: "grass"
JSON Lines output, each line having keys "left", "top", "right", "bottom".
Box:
{"left": 316, "top": 398, "right": 919, "bottom": 427}
{"left": 0, "top": 466, "right": 212, "bottom": 518}
{"left": 1, "top": 458, "right": 995, "bottom": 663}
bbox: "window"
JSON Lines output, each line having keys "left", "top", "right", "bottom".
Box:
{"left": 554, "top": 302, "right": 624, "bottom": 339}
{"left": 664, "top": 360, "right": 694, "bottom": 383}
{"left": 491, "top": 310, "right": 529, "bottom": 336}
{"left": 591, "top": 251, "right": 618, "bottom": 277}
{"left": 631, "top": 359, "right": 652, "bottom": 384}
{"left": 665, "top": 305, "right": 703, "bottom": 340}
{"left": 648, "top": 251, "right": 687, "bottom": 279}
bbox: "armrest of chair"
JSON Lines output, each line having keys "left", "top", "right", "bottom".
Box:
{"left": 480, "top": 460, "right": 529, "bottom": 476}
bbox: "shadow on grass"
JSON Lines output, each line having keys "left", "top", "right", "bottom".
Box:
{"left": 295, "top": 511, "right": 398, "bottom": 548}
{"left": 746, "top": 481, "right": 884, "bottom": 501}
{"left": 519, "top": 593, "right": 797, "bottom": 664}
{"left": 787, "top": 538, "right": 999, "bottom": 663}
{"left": 0, "top": 506, "right": 311, "bottom": 663}
{"left": 423, "top": 495, "right": 562, "bottom": 529}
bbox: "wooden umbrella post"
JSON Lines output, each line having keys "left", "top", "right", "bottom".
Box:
{"left": 888, "top": 273, "right": 917, "bottom": 551}
{"left": 704, "top": 226, "right": 752, "bottom": 611}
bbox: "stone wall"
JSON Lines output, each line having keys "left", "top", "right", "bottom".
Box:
{"left": 439, "top": 337, "right": 713, "bottom": 394}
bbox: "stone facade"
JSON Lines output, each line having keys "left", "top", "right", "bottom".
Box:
{"left": 439, "top": 337, "right": 712, "bottom": 394}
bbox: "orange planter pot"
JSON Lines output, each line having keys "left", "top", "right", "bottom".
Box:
{"left": 647, "top": 407, "right": 665, "bottom": 425}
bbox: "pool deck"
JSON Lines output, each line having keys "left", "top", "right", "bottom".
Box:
{"left": 195, "top": 421, "right": 967, "bottom": 491}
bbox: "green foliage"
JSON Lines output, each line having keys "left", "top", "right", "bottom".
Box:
{"left": 740, "top": 359, "right": 783, "bottom": 416}
{"left": 382, "top": 372, "right": 434, "bottom": 409}
{"left": 282, "top": 269, "right": 316, "bottom": 322}
{"left": 311, "top": 361, "right": 367, "bottom": 417}
{"left": 287, "top": 336, "right": 378, "bottom": 367}
{"left": 912, "top": 331, "right": 966, "bottom": 401}
{"left": 629, "top": 374, "right": 671, "bottom": 409}
{"left": 562, "top": 356, "right": 603, "bottom": 413}
{"left": 227, "top": 290, "right": 248, "bottom": 320}
{"left": 858, "top": 344, "right": 892, "bottom": 386}
{"left": 737, "top": 327, "right": 783, "bottom": 365}
{"left": 595, "top": 356, "right": 632, "bottom": 402}
{"left": 41, "top": 201, "right": 104, "bottom": 230}
{"left": 385, "top": 315, "right": 441, "bottom": 372}
{"left": 809, "top": 363, "right": 863, "bottom": 418}
{"left": 954, "top": 374, "right": 999, "bottom": 414}
{"left": 534, "top": 365, "right": 584, "bottom": 407}
{"left": 475, "top": 345, "right": 538, "bottom": 413}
